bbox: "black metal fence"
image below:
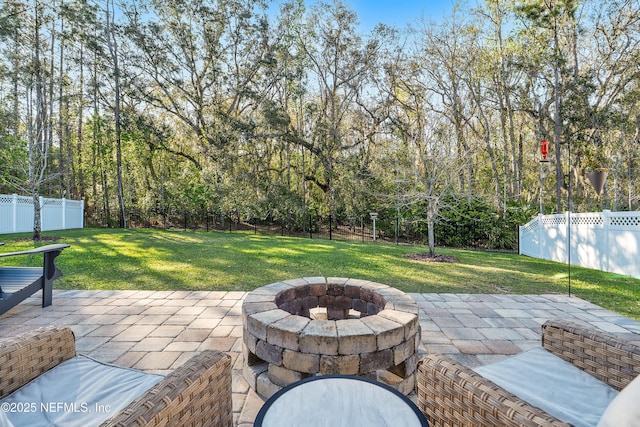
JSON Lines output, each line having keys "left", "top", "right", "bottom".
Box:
{"left": 82, "top": 207, "right": 517, "bottom": 250}
{"left": 121, "top": 209, "right": 381, "bottom": 241}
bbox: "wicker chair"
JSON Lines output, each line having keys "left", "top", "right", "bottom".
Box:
{"left": 0, "top": 326, "right": 233, "bottom": 427}
{"left": 416, "top": 318, "right": 640, "bottom": 427}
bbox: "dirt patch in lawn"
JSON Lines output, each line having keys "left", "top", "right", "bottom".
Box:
{"left": 405, "top": 253, "right": 460, "bottom": 263}
{"left": 11, "top": 236, "right": 63, "bottom": 243}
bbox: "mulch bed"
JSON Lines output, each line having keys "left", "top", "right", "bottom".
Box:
{"left": 404, "top": 253, "right": 460, "bottom": 263}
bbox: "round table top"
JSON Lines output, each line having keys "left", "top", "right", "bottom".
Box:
{"left": 254, "top": 375, "right": 429, "bottom": 427}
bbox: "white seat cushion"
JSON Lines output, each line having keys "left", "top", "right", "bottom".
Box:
{"left": 473, "top": 347, "right": 618, "bottom": 427}
{"left": 0, "top": 355, "right": 163, "bottom": 427}
{"left": 597, "top": 373, "right": 640, "bottom": 427}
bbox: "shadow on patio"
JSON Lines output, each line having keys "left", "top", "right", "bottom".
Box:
{"left": 1, "top": 289, "right": 639, "bottom": 426}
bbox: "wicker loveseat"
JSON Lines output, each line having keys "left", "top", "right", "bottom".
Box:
{"left": 416, "top": 318, "right": 640, "bottom": 427}
{"left": 0, "top": 326, "right": 232, "bottom": 427}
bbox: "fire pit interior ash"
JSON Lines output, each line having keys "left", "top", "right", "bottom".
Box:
{"left": 242, "top": 277, "right": 421, "bottom": 399}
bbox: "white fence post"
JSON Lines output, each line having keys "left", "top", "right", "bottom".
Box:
{"left": 12, "top": 194, "right": 18, "bottom": 233}
{"left": 538, "top": 214, "right": 543, "bottom": 259}
{"left": 39, "top": 196, "right": 44, "bottom": 231}
{"left": 565, "top": 211, "right": 570, "bottom": 266}
{"left": 603, "top": 210, "right": 610, "bottom": 273}
{"left": 62, "top": 198, "right": 66, "bottom": 229}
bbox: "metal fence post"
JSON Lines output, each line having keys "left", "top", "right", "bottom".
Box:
{"left": 396, "top": 216, "right": 399, "bottom": 245}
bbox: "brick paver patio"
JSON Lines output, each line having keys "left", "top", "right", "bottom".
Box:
{"left": 1, "top": 290, "right": 639, "bottom": 426}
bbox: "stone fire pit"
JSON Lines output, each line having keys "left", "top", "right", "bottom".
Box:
{"left": 242, "top": 277, "right": 421, "bottom": 399}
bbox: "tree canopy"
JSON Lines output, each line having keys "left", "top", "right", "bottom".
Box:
{"left": 1, "top": 0, "right": 639, "bottom": 236}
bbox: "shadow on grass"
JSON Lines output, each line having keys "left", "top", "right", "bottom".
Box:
{"left": 1, "top": 228, "right": 638, "bottom": 320}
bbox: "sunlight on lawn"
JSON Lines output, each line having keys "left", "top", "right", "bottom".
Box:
{"left": 2, "top": 228, "right": 639, "bottom": 320}
{"left": 147, "top": 261, "right": 196, "bottom": 272}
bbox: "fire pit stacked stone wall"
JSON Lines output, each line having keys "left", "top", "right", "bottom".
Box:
{"left": 242, "top": 277, "right": 421, "bottom": 399}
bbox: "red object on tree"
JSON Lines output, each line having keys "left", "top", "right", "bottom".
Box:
{"left": 540, "top": 139, "right": 549, "bottom": 161}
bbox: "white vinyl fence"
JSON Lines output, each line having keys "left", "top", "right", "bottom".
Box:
{"left": 0, "top": 194, "right": 84, "bottom": 234}
{"left": 519, "top": 210, "right": 640, "bottom": 279}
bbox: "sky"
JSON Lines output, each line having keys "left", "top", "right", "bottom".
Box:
{"left": 267, "top": 1, "right": 457, "bottom": 32}
{"left": 345, "top": 0, "right": 455, "bottom": 30}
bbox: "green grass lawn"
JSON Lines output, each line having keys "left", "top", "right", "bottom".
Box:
{"left": 1, "top": 227, "right": 639, "bottom": 320}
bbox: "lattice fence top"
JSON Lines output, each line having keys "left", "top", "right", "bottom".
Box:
{"left": 571, "top": 214, "right": 604, "bottom": 226}
{"left": 43, "top": 198, "right": 64, "bottom": 206}
{"left": 521, "top": 211, "right": 640, "bottom": 235}
{"left": 609, "top": 214, "right": 640, "bottom": 227}
{"left": 542, "top": 215, "right": 567, "bottom": 226}
{"left": 0, "top": 194, "right": 82, "bottom": 205}
{"left": 0, "top": 194, "right": 34, "bottom": 205}
{"left": 16, "top": 196, "right": 34, "bottom": 205}
{"left": 521, "top": 218, "right": 539, "bottom": 235}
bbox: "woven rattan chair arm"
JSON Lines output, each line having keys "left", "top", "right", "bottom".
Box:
{"left": 417, "top": 353, "right": 572, "bottom": 427}
{"left": 0, "top": 326, "right": 76, "bottom": 398}
{"left": 542, "top": 318, "right": 640, "bottom": 391}
{"left": 100, "top": 350, "right": 233, "bottom": 427}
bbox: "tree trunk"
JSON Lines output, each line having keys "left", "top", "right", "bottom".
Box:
{"left": 58, "top": 13, "right": 66, "bottom": 197}
{"left": 31, "top": 0, "right": 44, "bottom": 241}
{"left": 75, "top": 46, "right": 85, "bottom": 200}
{"left": 32, "top": 193, "right": 42, "bottom": 241}
{"left": 426, "top": 194, "right": 438, "bottom": 257}
{"left": 106, "top": 0, "right": 126, "bottom": 228}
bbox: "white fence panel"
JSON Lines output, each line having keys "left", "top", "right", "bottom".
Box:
{"left": 519, "top": 210, "right": 640, "bottom": 279}
{"left": 0, "top": 194, "right": 84, "bottom": 234}
{"left": 15, "top": 195, "right": 34, "bottom": 233}
{"left": 0, "top": 194, "right": 14, "bottom": 234}
{"left": 606, "top": 212, "right": 640, "bottom": 278}
{"left": 41, "top": 197, "right": 64, "bottom": 231}
{"left": 65, "top": 199, "right": 84, "bottom": 231}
